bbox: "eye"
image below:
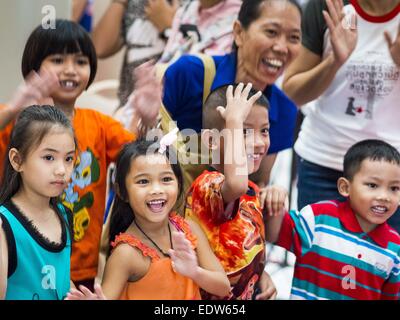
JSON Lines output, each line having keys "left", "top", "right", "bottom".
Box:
{"left": 50, "top": 56, "right": 63, "bottom": 64}
{"left": 366, "top": 183, "right": 377, "bottom": 189}
{"left": 243, "top": 128, "right": 253, "bottom": 136}
{"left": 289, "top": 34, "right": 301, "bottom": 44}
{"left": 137, "top": 179, "right": 149, "bottom": 185}
{"left": 162, "top": 176, "right": 174, "bottom": 183}
{"left": 43, "top": 155, "right": 54, "bottom": 161}
{"left": 66, "top": 156, "right": 75, "bottom": 163}
{"left": 261, "top": 128, "right": 270, "bottom": 136}
{"left": 391, "top": 186, "right": 400, "bottom": 192}
{"left": 265, "top": 29, "right": 278, "bottom": 37}
{"left": 76, "top": 57, "right": 89, "bottom": 65}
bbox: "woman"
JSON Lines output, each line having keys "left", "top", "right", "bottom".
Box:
{"left": 282, "top": 0, "right": 400, "bottom": 231}
{"left": 162, "top": 0, "right": 303, "bottom": 187}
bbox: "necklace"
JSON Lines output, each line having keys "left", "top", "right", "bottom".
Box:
{"left": 133, "top": 220, "right": 173, "bottom": 258}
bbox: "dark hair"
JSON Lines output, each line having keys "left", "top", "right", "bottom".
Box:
{"left": 0, "top": 105, "right": 76, "bottom": 204}
{"left": 233, "top": 0, "right": 302, "bottom": 50}
{"left": 343, "top": 139, "right": 400, "bottom": 180}
{"left": 203, "top": 84, "right": 269, "bottom": 130}
{"left": 21, "top": 19, "right": 97, "bottom": 87}
{"left": 109, "top": 139, "right": 183, "bottom": 248}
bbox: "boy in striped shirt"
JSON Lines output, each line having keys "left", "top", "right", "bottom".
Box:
{"left": 266, "top": 139, "right": 400, "bottom": 299}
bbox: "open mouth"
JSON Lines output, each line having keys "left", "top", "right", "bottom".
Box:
{"left": 247, "top": 153, "right": 263, "bottom": 161}
{"left": 261, "top": 58, "right": 284, "bottom": 74}
{"left": 59, "top": 80, "right": 79, "bottom": 89}
{"left": 371, "top": 205, "right": 388, "bottom": 215}
{"left": 146, "top": 199, "right": 167, "bottom": 212}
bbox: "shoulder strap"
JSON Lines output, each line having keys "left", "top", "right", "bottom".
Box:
{"left": 111, "top": 233, "right": 161, "bottom": 261}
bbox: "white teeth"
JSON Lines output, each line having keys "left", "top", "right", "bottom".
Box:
{"left": 61, "top": 80, "right": 76, "bottom": 88}
{"left": 372, "top": 206, "right": 387, "bottom": 214}
{"left": 247, "top": 154, "right": 261, "bottom": 160}
{"left": 263, "top": 58, "right": 283, "bottom": 68}
{"left": 148, "top": 200, "right": 165, "bottom": 205}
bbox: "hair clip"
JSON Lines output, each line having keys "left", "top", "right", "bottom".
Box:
{"left": 158, "top": 127, "right": 179, "bottom": 154}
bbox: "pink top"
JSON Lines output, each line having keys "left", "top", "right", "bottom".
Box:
{"left": 160, "top": 0, "right": 241, "bottom": 63}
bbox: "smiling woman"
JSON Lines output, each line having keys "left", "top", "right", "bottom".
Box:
{"left": 162, "top": 0, "right": 302, "bottom": 189}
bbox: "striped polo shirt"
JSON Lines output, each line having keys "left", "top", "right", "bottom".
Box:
{"left": 276, "top": 200, "right": 400, "bottom": 300}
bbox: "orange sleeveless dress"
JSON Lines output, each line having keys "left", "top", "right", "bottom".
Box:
{"left": 111, "top": 214, "right": 201, "bottom": 300}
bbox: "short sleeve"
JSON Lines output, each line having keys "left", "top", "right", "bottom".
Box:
{"left": 101, "top": 113, "right": 136, "bottom": 164}
{"left": 186, "top": 171, "right": 236, "bottom": 225}
{"left": 276, "top": 205, "right": 316, "bottom": 258}
{"left": 301, "top": 0, "right": 327, "bottom": 56}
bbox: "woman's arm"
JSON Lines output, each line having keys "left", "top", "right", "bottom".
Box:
{"left": 282, "top": 0, "right": 357, "bottom": 107}
{"left": 91, "top": 0, "right": 126, "bottom": 58}
{"left": 171, "top": 219, "right": 230, "bottom": 298}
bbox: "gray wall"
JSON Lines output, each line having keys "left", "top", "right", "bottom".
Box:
{"left": 0, "top": 0, "right": 71, "bottom": 102}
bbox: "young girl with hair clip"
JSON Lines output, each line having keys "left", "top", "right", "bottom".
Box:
{"left": 0, "top": 105, "right": 76, "bottom": 300}
{"left": 66, "top": 135, "right": 230, "bottom": 300}
{"left": 0, "top": 19, "right": 160, "bottom": 290}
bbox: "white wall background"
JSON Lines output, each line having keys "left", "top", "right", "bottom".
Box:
{"left": 0, "top": 0, "right": 72, "bottom": 102}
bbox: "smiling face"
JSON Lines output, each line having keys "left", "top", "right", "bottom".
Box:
{"left": 338, "top": 159, "right": 400, "bottom": 232}
{"left": 40, "top": 53, "right": 91, "bottom": 108}
{"left": 234, "top": 0, "right": 301, "bottom": 90}
{"left": 244, "top": 105, "right": 270, "bottom": 174}
{"left": 12, "top": 126, "right": 76, "bottom": 199}
{"left": 124, "top": 154, "right": 179, "bottom": 225}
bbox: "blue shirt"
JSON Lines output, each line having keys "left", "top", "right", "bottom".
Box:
{"left": 163, "top": 52, "right": 298, "bottom": 154}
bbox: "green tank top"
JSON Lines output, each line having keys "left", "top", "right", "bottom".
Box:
{"left": 0, "top": 202, "right": 71, "bottom": 300}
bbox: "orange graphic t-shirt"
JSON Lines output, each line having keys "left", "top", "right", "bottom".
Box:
{"left": 185, "top": 169, "right": 266, "bottom": 300}
{"left": 0, "top": 107, "right": 135, "bottom": 281}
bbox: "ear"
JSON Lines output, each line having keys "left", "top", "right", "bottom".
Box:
{"left": 337, "top": 177, "right": 350, "bottom": 198}
{"left": 233, "top": 20, "right": 245, "bottom": 48}
{"left": 8, "top": 148, "right": 23, "bottom": 172}
{"left": 114, "top": 182, "right": 126, "bottom": 202}
{"left": 201, "top": 129, "right": 219, "bottom": 151}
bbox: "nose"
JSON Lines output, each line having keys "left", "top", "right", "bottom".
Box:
{"left": 54, "top": 161, "right": 66, "bottom": 177}
{"left": 272, "top": 35, "right": 289, "bottom": 55}
{"left": 63, "top": 58, "right": 77, "bottom": 75}
{"left": 150, "top": 181, "right": 163, "bottom": 194}
{"left": 377, "top": 191, "right": 390, "bottom": 202}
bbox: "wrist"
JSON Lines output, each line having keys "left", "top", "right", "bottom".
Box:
{"left": 111, "top": 0, "right": 128, "bottom": 9}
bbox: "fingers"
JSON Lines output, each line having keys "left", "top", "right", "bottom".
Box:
{"left": 216, "top": 106, "right": 226, "bottom": 119}
{"left": 94, "top": 283, "right": 107, "bottom": 300}
{"left": 247, "top": 90, "right": 262, "bottom": 106}
{"left": 259, "top": 189, "right": 267, "bottom": 209}
{"left": 325, "top": 0, "right": 341, "bottom": 25}
{"left": 263, "top": 186, "right": 288, "bottom": 216}
{"left": 322, "top": 10, "right": 335, "bottom": 34}
{"left": 255, "top": 286, "right": 277, "bottom": 300}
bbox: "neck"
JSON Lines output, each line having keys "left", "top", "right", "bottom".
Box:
{"left": 133, "top": 216, "right": 170, "bottom": 237}
{"left": 54, "top": 101, "right": 75, "bottom": 122}
{"left": 358, "top": 0, "right": 399, "bottom": 15}
{"left": 354, "top": 214, "right": 376, "bottom": 233}
{"left": 200, "top": 0, "right": 223, "bottom": 9}
{"left": 12, "top": 187, "right": 52, "bottom": 219}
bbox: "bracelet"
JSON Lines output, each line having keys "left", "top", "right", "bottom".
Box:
{"left": 112, "top": 0, "right": 128, "bottom": 9}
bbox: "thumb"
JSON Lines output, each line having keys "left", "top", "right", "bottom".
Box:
{"left": 216, "top": 106, "right": 225, "bottom": 118}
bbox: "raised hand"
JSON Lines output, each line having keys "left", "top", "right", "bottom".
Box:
{"left": 144, "top": 0, "right": 178, "bottom": 33}
{"left": 260, "top": 185, "right": 288, "bottom": 216}
{"left": 216, "top": 83, "right": 262, "bottom": 124}
{"left": 323, "top": 0, "right": 357, "bottom": 67}
{"left": 65, "top": 283, "right": 106, "bottom": 300}
{"left": 384, "top": 24, "right": 400, "bottom": 67}
{"left": 7, "top": 69, "right": 58, "bottom": 113}
{"left": 169, "top": 231, "right": 199, "bottom": 279}
{"left": 127, "top": 60, "right": 162, "bottom": 129}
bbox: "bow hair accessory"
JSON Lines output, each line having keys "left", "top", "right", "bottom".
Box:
{"left": 158, "top": 127, "right": 179, "bottom": 154}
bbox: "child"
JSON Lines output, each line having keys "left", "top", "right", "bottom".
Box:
{"left": 65, "top": 138, "right": 230, "bottom": 299}
{"left": 0, "top": 105, "right": 76, "bottom": 300}
{"left": 0, "top": 20, "right": 160, "bottom": 290}
{"left": 185, "top": 83, "right": 277, "bottom": 300}
{"left": 266, "top": 139, "right": 400, "bottom": 300}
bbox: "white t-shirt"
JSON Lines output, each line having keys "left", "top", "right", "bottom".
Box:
{"left": 295, "top": 0, "right": 400, "bottom": 170}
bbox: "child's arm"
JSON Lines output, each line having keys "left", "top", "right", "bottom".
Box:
{"left": 217, "top": 83, "right": 262, "bottom": 203}
{"left": 255, "top": 271, "right": 277, "bottom": 300}
{"left": 169, "top": 220, "right": 230, "bottom": 298}
{"left": 261, "top": 185, "right": 288, "bottom": 243}
{"left": 66, "top": 244, "right": 140, "bottom": 300}
{"left": 0, "top": 70, "right": 58, "bottom": 130}
{"left": 0, "top": 217, "right": 9, "bottom": 299}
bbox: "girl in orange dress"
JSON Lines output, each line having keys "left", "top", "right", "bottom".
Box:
{"left": 66, "top": 138, "right": 230, "bottom": 300}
